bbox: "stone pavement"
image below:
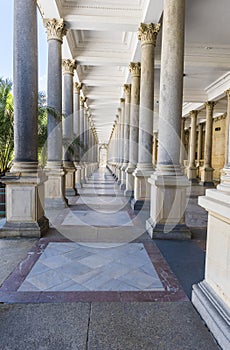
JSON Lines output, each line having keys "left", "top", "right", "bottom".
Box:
{"left": 0, "top": 167, "right": 220, "bottom": 349}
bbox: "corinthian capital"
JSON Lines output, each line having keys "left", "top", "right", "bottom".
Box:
{"left": 205, "top": 101, "right": 216, "bottom": 111}
{"left": 44, "top": 18, "right": 66, "bottom": 42}
{"left": 129, "top": 62, "right": 141, "bottom": 77}
{"left": 62, "top": 59, "right": 76, "bottom": 75}
{"left": 74, "top": 82, "right": 82, "bottom": 94}
{"left": 138, "top": 23, "right": 160, "bottom": 46}
{"left": 123, "top": 84, "right": 131, "bottom": 97}
{"left": 80, "top": 96, "right": 87, "bottom": 106}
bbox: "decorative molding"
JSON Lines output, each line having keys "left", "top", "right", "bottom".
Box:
{"left": 62, "top": 59, "right": 76, "bottom": 75}
{"left": 129, "top": 62, "right": 141, "bottom": 77}
{"left": 214, "top": 113, "right": 227, "bottom": 122}
{"left": 137, "top": 23, "right": 160, "bottom": 46}
{"left": 43, "top": 18, "right": 67, "bottom": 43}
{"left": 205, "top": 71, "right": 230, "bottom": 101}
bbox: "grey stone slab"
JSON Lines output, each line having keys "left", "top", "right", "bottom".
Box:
{"left": 88, "top": 302, "right": 220, "bottom": 350}
{"left": 62, "top": 210, "right": 133, "bottom": 227}
{"left": 155, "top": 240, "right": 206, "bottom": 298}
{"left": 0, "top": 238, "right": 36, "bottom": 286}
{"left": 119, "top": 269, "right": 164, "bottom": 290}
{"left": 0, "top": 303, "right": 90, "bottom": 350}
{"left": 25, "top": 269, "right": 70, "bottom": 290}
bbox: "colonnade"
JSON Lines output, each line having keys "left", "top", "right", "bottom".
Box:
{"left": 0, "top": 1, "right": 229, "bottom": 346}
{"left": 107, "top": 0, "right": 230, "bottom": 346}
{"left": 0, "top": 2, "right": 98, "bottom": 238}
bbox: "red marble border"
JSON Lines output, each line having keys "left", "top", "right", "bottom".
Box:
{"left": 0, "top": 239, "right": 188, "bottom": 303}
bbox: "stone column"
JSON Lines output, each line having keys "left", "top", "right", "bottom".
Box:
{"left": 180, "top": 117, "right": 186, "bottom": 166}
{"left": 200, "top": 101, "right": 215, "bottom": 185}
{"left": 125, "top": 62, "right": 141, "bottom": 197}
{"left": 132, "top": 23, "right": 160, "bottom": 210}
{"left": 0, "top": 0, "right": 49, "bottom": 237}
{"left": 197, "top": 123, "right": 203, "bottom": 165}
{"left": 83, "top": 107, "right": 89, "bottom": 179}
{"left": 116, "top": 108, "right": 122, "bottom": 184}
{"left": 43, "top": 18, "right": 67, "bottom": 209}
{"left": 62, "top": 59, "right": 77, "bottom": 196}
{"left": 187, "top": 110, "right": 198, "bottom": 182}
{"left": 74, "top": 82, "right": 82, "bottom": 188}
{"left": 146, "top": 0, "right": 191, "bottom": 239}
{"left": 121, "top": 85, "right": 131, "bottom": 190}
{"left": 192, "top": 91, "right": 230, "bottom": 350}
{"left": 119, "top": 98, "right": 126, "bottom": 188}
{"left": 80, "top": 96, "right": 86, "bottom": 183}
{"left": 152, "top": 132, "right": 158, "bottom": 166}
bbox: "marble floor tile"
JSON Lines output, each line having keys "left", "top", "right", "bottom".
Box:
{"left": 19, "top": 243, "right": 164, "bottom": 292}
{"left": 61, "top": 211, "right": 133, "bottom": 227}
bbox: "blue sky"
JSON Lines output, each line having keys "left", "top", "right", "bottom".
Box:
{"left": 0, "top": 1, "right": 48, "bottom": 93}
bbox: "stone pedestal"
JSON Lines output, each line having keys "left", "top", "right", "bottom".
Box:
{"left": 131, "top": 165, "right": 153, "bottom": 210}
{"left": 124, "top": 164, "right": 135, "bottom": 197}
{"left": 192, "top": 189, "right": 230, "bottom": 349}
{"left": 74, "top": 162, "right": 82, "bottom": 188}
{"left": 0, "top": 171, "right": 49, "bottom": 238}
{"left": 146, "top": 172, "right": 191, "bottom": 239}
{"left": 45, "top": 163, "right": 68, "bottom": 208}
{"left": 63, "top": 161, "right": 77, "bottom": 196}
{"left": 200, "top": 166, "right": 214, "bottom": 186}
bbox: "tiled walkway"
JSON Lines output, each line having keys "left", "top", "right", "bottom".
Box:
{"left": 0, "top": 167, "right": 220, "bottom": 349}
{"left": 0, "top": 167, "right": 188, "bottom": 302}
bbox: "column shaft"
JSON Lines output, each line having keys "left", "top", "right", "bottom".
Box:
{"left": 187, "top": 110, "right": 198, "bottom": 181}
{"left": 13, "top": 0, "right": 38, "bottom": 169}
{"left": 200, "top": 101, "right": 215, "bottom": 185}
{"left": 146, "top": 0, "right": 191, "bottom": 239}
{"left": 157, "top": 0, "right": 185, "bottom": 171}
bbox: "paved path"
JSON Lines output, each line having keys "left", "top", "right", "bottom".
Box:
{"left": 0, "top": 167, "right": 220, "bottom": 349}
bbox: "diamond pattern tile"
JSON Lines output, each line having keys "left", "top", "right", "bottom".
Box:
{"left": 18, "top": 243, "right": 164, "bottom": 292}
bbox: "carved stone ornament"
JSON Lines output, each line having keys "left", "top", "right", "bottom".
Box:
{"left": 138, "top": 23, "right": 161, "bottom": 46}
{"left": 120, "top": 98, "right": 125, "bottom": 104}
{"left": 129, "top": 62, "right": 141, "bottom": 77}
{"left": 124, "top": 84, "right": 131, "bottom": 97}
{"left": 44, "top": 18, "right": 66, "bottom": 42}
{"left": 189, "top": 110, "right": 198, "bottom": 118}
{"left": 74, "top": 82, "right": 82, "bottom": 94}
{"left": 205, "top": 101, "right": 216, "bottom": 111}
{"left": 62, "top": 59, "right": 76, "bottom": 75}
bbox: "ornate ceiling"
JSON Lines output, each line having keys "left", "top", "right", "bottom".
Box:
{"left": 38, "top": 0, "right": 230, "bottom": 141}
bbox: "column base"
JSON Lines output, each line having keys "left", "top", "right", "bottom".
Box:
{"left": 125, "top": 164, "right": 135, "bottom": 197}
{"left": 200, "top": 166, "right": 214, "bottom": 185}
{"left": 120, "top": 183, "right": 126, "bottom": 190}
{"left": 64, "top": 162, "right": 77, "bottom": 196}
{"left": 146, "top": 218, "right": 191, "bottom": 240}
{"left": 74, "top": 163, "right": 82, "bottom": 189}
{"left": 187, "top": 166, "right": 198, "bottom": 183}
{"left": 45, "top": 167, "right": 68, "bottom": 209}
{"left": 132, "top": 164, "right": 154, "bottom": 204}
{"left": 131, "top": 198, "right": 150, "bottom": 211}
{"left": 0, "top": 170, "right": 49, "bottom": 238}
{"left": 124, "top": 189, "right": 134, "bottom": 199}
{"left": 192, "top": 281, "right": 230, "bottom": 350}
{"left": 0, "top": 216, "right": 49, "bottom": 238}
{"left": 147, "top": 172, "right": 191, "bottom": 239}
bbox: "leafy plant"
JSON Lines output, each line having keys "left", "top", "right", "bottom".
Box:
{"left": 0, "top": 78, "right": 14, "bottom": 174}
